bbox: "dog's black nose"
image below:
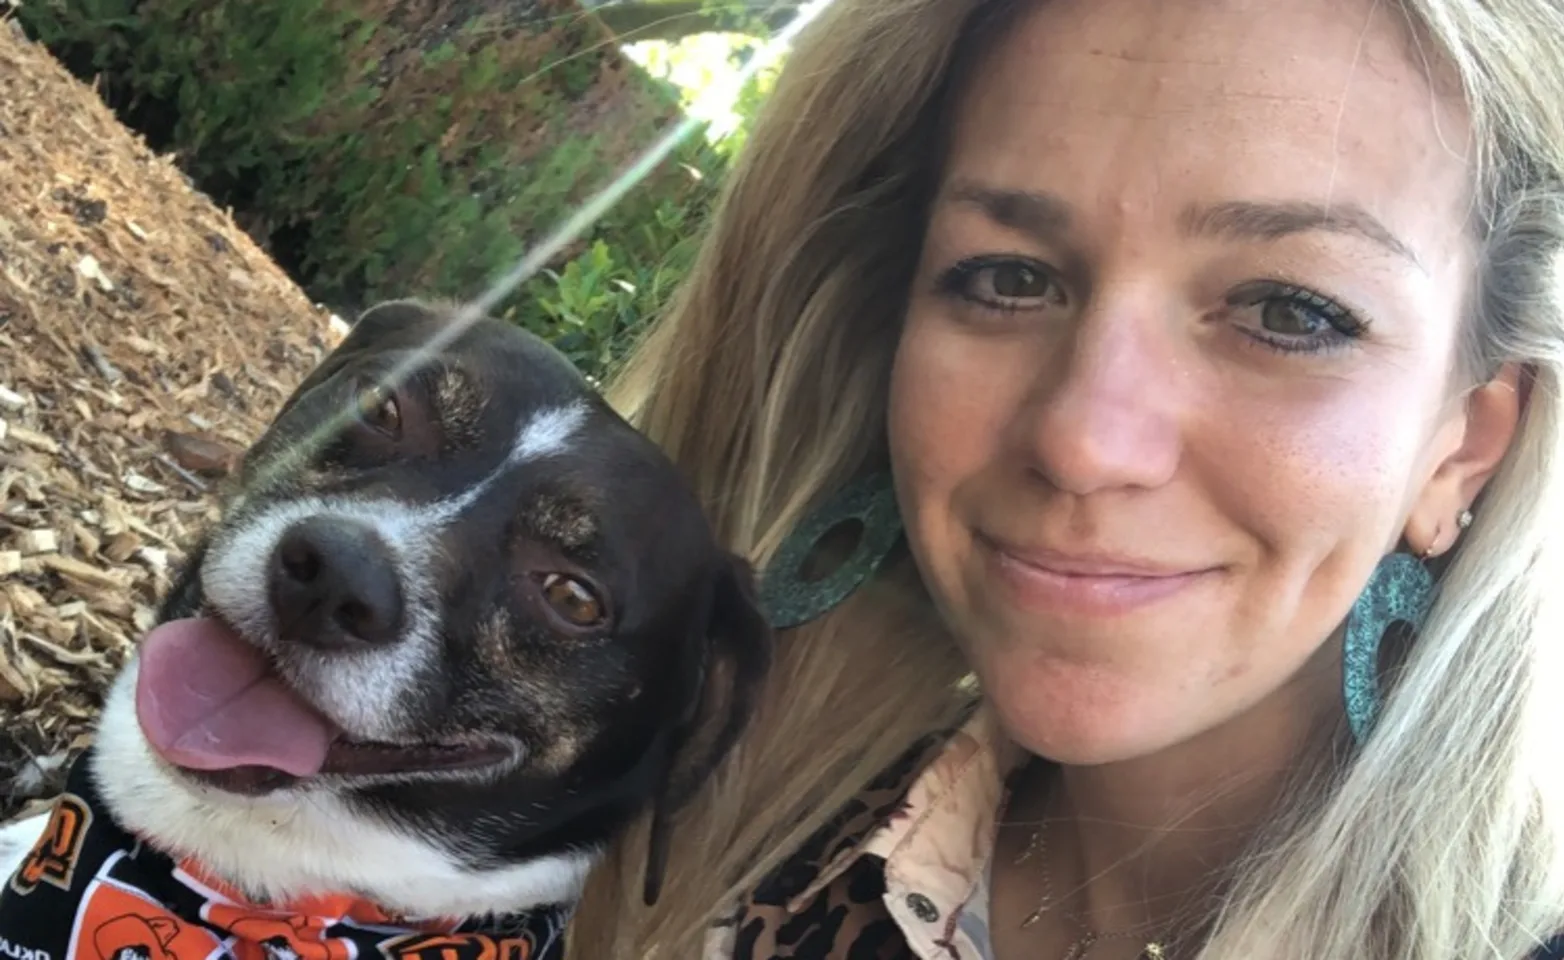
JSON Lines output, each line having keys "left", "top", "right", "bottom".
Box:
{"left": 268, "top": 516, "right": 404, "bottom": 651}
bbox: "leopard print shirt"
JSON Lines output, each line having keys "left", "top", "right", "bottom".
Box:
{"left": 704, "top": 705, "right": 1017, "bottom": 960}
{"left": 701, "top": 705, "right": 1564, "bottom": 960}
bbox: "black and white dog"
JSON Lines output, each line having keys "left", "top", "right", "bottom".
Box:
{"left": 0, "top": 300, "right": 770, "bottom": 960}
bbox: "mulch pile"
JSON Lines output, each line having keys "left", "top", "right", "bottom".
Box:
{"left": 0, "top": 17, "right": 346, "bottom": 821}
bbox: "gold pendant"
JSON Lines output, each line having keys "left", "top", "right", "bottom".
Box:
{"left": 1139, "top": 944, "right": 1167, "bottom": 959}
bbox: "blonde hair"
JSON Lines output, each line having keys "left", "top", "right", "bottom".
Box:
{"left": 568, "top": 1, "right": 1564, "bottom": 957}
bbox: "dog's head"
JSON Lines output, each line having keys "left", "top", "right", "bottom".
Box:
{"left": 103, "top": 300, "right": 770, "bottom": 912}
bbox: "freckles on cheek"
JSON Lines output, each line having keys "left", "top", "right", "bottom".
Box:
{"left": 1213, "top": 655, "right": 1254, "bottom": 686}
{"left": 889, "top": 333, "right": 948, "bottom": 471}
{"left": 1224, "top": 392, "right": 1416, "bottom": 551}
{"left": 889, "top": 315, "right": 1018, "bottom": 478}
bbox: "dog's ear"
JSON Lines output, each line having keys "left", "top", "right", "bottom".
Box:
{"left": 269, "top": 299, "right": 452, "bottom": 420}
{"left": 642, "top": 552, "right": 774, "bottom": 906}
{"left": 342, "top": 299, "right": 450, "bottom": 352}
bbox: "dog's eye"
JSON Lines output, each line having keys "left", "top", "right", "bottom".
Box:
{"left": 538, "top": 573, "right": 605, "bottom": 628}
{"left": 354, "top": 385, "right": 402, "bottom": 439}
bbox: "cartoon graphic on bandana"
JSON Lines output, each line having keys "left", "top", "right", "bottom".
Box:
{"left": 55, "top": 852, "right": 555, "bottom": 960}
{"left": 198, "top": 901, "right": 357, "bottom": 960}
{"left": 0, "top": 758, "right": 567, "bottom": 960}
{"left": 9, "top": 794, "right": 93, "bottom": 897}
{"left": 257, "top": 937, "right": 303, "bottom": 960}
{"left": 90, "top": 914, "right": 183, "bottom": 960}
{"left": 74, "top": 882, "right": 224, "bottom": 960}
{"left": 376, "top": 931, "right": 537, "bottom": 960}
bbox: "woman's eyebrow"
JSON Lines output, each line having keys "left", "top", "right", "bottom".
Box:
{"left": 945, "top": 182, "right": 1071, "bottom": 240}
{"left": 943, "top": 181, "right": 1423, "bottom": 270}
{"left": 1183, "top": 199, "right": 1422, "bottom": 269}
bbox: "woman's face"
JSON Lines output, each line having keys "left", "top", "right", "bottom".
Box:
{"left": 887, "top": 0, "right": 1520, "bottom": 764}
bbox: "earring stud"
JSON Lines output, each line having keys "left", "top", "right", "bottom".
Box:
{"left": 1457, "top": 509, "right": 1474, "bottom": 529}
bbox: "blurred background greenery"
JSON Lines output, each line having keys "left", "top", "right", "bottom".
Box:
{"left": 10, "top": 0, "right": 808, "bottom": 379}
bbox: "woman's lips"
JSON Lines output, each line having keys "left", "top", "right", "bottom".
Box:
{"left": 977, "top": 533, "right": 1216, "bottom": 616}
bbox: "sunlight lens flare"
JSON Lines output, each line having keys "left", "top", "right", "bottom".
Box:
{"left": 247, "top": 0, "right": 836, "bottom": 495}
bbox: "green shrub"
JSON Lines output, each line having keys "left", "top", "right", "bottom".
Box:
{"left": 516, "top": 37, "right": 780, "bottom": 380}
{"left": 511, "top": 135, "right": 725, "bottom": 379}
{"left": 14, "top": 0, "right": 723, "bottom": 377}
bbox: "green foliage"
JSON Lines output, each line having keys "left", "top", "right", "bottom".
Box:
{"left": 515, "top": 29, "right": 780, "bottom": 379}
{"left": 511, "top": 132, "right": 726, "bottom": 378}
{"left": 13, "top": 0, "right": 739, "bottom": 379}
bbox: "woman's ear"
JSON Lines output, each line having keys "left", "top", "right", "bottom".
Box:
{"left": 1404, "top": 363, "right": 1524, "bottom": 554}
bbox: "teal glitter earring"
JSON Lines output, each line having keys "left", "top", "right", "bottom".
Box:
{"left": 1341, "top": 538, "right": 1449, "bottom": 745}
{"left": 757, "top": 472, "right": 905, "bottom": 629}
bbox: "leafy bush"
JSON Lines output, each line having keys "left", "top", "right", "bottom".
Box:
{"left": 14, "top": 0, "right": 721, "bottom": 377}
{"left": 516, "top": 32, "right": 781, "bottom": 378}
{"left": 512, "top": 136, "right": 724, "bottom": 378}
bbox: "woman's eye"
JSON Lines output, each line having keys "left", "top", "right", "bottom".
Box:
{"left": 987, "top": 263, "right": 1052, "bottom": 299}
{"left": 1231, "top": 282, "right": 1368, "bottom": 355}
{"left": 938, "top": 256, "right": 1064, "bottom": 311}
{"left": 1260, "top": 299, "right": 1332, "bottom": 337}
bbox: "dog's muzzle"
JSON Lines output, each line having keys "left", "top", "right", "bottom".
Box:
{"left": 267, "top": 516, "right": 405, "bottom": 652}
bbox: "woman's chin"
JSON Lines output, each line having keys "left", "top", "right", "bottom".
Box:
{"left": 979, "top": 660, "right": 1217, "bottom": 767}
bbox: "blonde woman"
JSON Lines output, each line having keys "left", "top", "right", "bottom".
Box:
{"left": 571, "top": 0, "right": 1564, "bottom": 957}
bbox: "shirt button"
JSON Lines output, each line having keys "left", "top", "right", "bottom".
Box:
{"left": 905, "top": 892, "right": 940, "bottom": 923}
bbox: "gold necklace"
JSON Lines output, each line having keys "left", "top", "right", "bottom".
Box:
{"left": 1014, "top": 815, "right": 1170, "bottom": 960}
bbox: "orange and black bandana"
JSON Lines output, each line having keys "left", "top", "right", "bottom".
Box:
{"left": 0, "top": 752, "right": 569, "bottom": 960}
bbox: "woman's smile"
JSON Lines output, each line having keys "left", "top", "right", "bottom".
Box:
{"left": 976, "top": 531, "right": 1220, "bottom": 617}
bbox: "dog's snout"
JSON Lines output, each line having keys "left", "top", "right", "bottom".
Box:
{"left": 268, "top": 516, "right": 404, "bottom": 651}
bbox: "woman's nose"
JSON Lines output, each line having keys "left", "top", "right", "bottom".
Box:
{"left": 1015, "top": 295, "right": 1187, "bottom": 496}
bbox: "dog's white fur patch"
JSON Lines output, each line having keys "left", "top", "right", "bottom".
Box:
{"left": 91, "top": 661, "right": 597, "bottom": 919}
{"left": 512, "top": 404, "right": 585, "bottom": 462}
{"left": 199, "top": 400, "right": 589, "bottom": 741}
{"left": 51, "top": 399, "right": 604, "bottom": 918}
{"left": 200, "top": 494, "right": 448, "bottom": 740}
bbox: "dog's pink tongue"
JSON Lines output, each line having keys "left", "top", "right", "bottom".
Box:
{"left": 135, "top": 618, "right": 335, "bottom": 777}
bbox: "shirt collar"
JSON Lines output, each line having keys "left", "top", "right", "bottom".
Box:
{"left": 785, "top": 702, "right": 1026, "bottom": 914}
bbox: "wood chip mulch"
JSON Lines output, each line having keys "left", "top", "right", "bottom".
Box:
{"left": 0, "top": 17, "right": 348, "bottom": 821}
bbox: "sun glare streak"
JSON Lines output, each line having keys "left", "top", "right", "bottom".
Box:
{"left": 246, "top": 0, "right": 836, "bottom": 495}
